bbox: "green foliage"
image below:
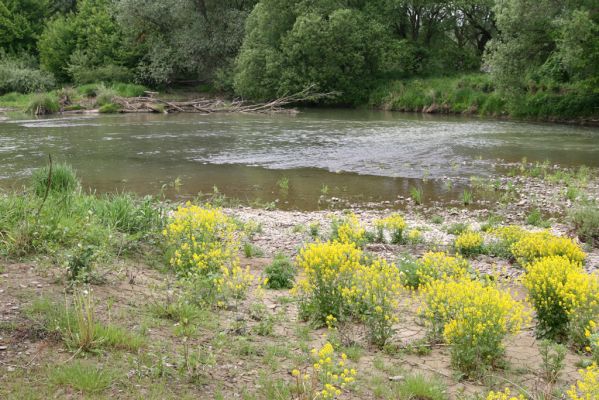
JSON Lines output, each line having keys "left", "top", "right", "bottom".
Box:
{"left": 395, "top": 373, "right": 448, "bottom": 400}
{"left": 235, "top": 4, "right": 386, "bottom": 104}
{"left": 265, "top": 253, "right": 295, "bottom": 289}
{"left": 39, "top": 0, "right": 135, "bottom": 83}
{"left": 568, "top": 202, "right": 599, "bottom": 246}
{"left": 98, "top": 103, "right": 120, "bottom": 113}
{"left": 538, "top": 339, "right": 566, "bottom": 383}
{"left": 526, "top": 208, "right": 551, "bottom": 228}
{"left": 0, "top": 0, "right": 50, "bottom": 53}
{"left": 31, "top": 162, "right": 78, "bottom": 196}
{"left": 25, "top": 93, "right": 60, "bottom": 115}
{"left": 0, "top": 56, "right": 55, "bottom": 94}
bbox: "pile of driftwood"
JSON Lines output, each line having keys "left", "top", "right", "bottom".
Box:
{"left": 112, "top": 86, "right": 337, "bottom": 114}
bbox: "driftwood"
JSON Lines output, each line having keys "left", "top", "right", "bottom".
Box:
{"left": 112, "top": 86, "right": 338, "bottom": 114}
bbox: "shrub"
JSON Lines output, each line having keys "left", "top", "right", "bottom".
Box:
{"left": 568, "top": 203, "right": 599, "bottom": 246}
{"left": 350, "top": 258, "right": 402, "bottom": 346}
{"left": 112, "top": 82, "right": 147, "bottom": 97}
{"left": 294, "top": 241, "right": 363, "bottom": 323}
{"left": 421, "top": 278, "right": 525, "bottom": 375}
{"left": 265, "top": 253, "right": 295, "bottom": 289}
{"left": 374, "top": 213, "right": 406, "bottom": 244}
{"left": 567, "top": 364, "right": 599, "bottom": 400}
{"left": 488, "top": 226, "right": 527, "bottom": 258}
{"left": 0, "top": 57, "right": 55, "bottom": 94}
{"left": 71, "top": 64, "right": 133, "bottom": 85}
{"left": 292, "top": 342, "right": 357, "bottom": 399}
{"left": 454, "top": 231, "right": 484, "bottom": 256}
{"left": 523, "top": 256, "right": 599, "bottom": 345}
{"left": 446, "top": 222, "right": 468, "bottom": 235}
{"left": 98, "top": 103, "right": 120, "bottom": 113}
{"left": 95, "top": 85, "right": 117, "bottom": 106}
{"left": 214, "top": 265, "right": 255, "bottom": 306}
{"left": 25, "top": 93, "right": 60, "bottom": 115}
{"left": 511, "top": 231, "right": 586, "bottom": 265}
{"left": 526, "top": 208, "right": 551, "bottom": 228}
{"left": 412, "top": 252, "right": 470, "bottom": 288}
{"left": 163, "top": 203, "right": 238, "bottom": 276}
{"left": 31, "top": 162, "right": 79, "bottom": 197}
{"left": 295, "top": 241, "right": 402, "bottom": 346}
{"left": 330, "top": 213, "right": 366, "bottom": 246}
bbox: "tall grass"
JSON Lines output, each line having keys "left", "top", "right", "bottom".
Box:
{"left": 25, "top": 93, "right": 60, "bottom": 115}
{"left": 31, "top": 162, "right": 79, "bottom": 196}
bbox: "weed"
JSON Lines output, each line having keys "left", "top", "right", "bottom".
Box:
{"left": 243, "top": 241, "right": 264, "bottom": 258}
{"left": 277, "top": 177, "right": 289, "bottom": 192}
{"left": 395, "top": 373, "right": 448, "bottom": 400}
{"left": 26, "top": 93, "right": 59, "bottom": 115}
{"left": 265, "top": 253, "right": 295, "bottom": 289}
{"left": 526, "top": 208, "right": 551, "bottom": 228}
{"left": 430, "top": 214, "right": 444, "bottom": 224}
{"left": 539, "top": 339, "right": 566, "bottom": 383}
{"left": 50, "top": 361, "right": 113, "bottom": 394}
{"left": 447, "top": 222, "right": 469, "bottom": 235}
{"left": 568, "top": 202, "right": 599, "bottom": 245}
{"left": 410, "top": 186, "right": 423, "bottom": 205}
{"left": 462, "top": 189, "right": 473, "bottom": 205}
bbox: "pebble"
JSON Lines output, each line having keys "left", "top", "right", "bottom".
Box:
{"left": 388, "top": 375, "right": 404, "bottom": 381}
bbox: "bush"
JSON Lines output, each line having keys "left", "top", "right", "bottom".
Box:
{"left": 294, "top": 241, "right": 363, "bottom": 323}
{"left": 568, "top": 203, "right": 599, "bottom": 246}
{"left": 511, "top": 231, "right": 586, "bottom": 265}
{"left": 454, "top": 231, "right": 484, "bottom": 257}
{"left": 488, "top": 226, "right": 527, "bottom": 258}
{"left": 0, "top": 57, "right": 56, "bottom": 94}
{"left": 98, "top": 103, "right": 120, "bottom": 113}
{"left": 265, "top": 253, "right": 295, "bottom": 289}
{"left": 374, "top": 213, "right": 406, "bottom": 244}
{"left": 421, "top": 278, "right": 525, "bottom": 375}
{"left": 25, "top": 93, "right": 60, "bottom": 115}
{"left": 95, "top": 84, "right": 117, "bottom": 106}
{"left": 523, "top": 256, "right": 599, "bottom": 346}
{"left": 112, "top": 83, "right": 147, "bottom": 97}
{"left": 294, "top": 241, "right": 401, "bottom": 346}
{"left": 330, "top": 213, "right": 366, "bottom": 246}
{"left": 409, "top": 252, "right": 470, "bottom": 288}
{"left": 31, "top": 162, "right": 79, "bottom": 196}
{"left": 163, "top": 203, "right": 238, "bottom": 276}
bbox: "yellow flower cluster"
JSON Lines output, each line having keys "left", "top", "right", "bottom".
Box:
{"left": 406, "top": 229, "right": 423, "bottom": 243}
{"left": 214, "top": 265, "right": 255, "bottom": 302}
{"left": 295, "top": 241, "right": 402, "bottom": 346}
{"left": 415, "top": 252, "right": 470, "bottom": 286}
{"left": 567, "top": 363, "right": 599, "bottom": 400}
{"left": 523, "top": 256, "right": 599, "bottom": 346}
{"left": 454, "top": 231, "right": 484, "bottom": 256}
{"left": 486, "top": 388, "right": 526, "bottom": 400}
{"left": 421, "top": 278, "right": 526, "bottom": 374}
{"left": 374, "top": 213, "right": 406, "bottom": 243}
{"left": 163, "top": 203, "right": 238, "bottom": 275}
{"left": 510, "top": 230, "right": 585, "bottom": 265}
{"left": 331, "top": 213, "right": 366, "bottom": 246}
{"left": 292, "top": 342, "right": 357, "bottom": 399}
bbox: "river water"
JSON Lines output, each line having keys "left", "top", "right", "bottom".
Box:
{"left": 1, "top": 109, "right": 598, "bottom": 209}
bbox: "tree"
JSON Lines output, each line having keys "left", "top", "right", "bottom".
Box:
{"left": 116, "top": 0, "right": 258, "bottom": 85}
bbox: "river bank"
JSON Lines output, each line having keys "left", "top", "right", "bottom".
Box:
{"left": 0, "top": 161, "right": 598, "bottom": 399}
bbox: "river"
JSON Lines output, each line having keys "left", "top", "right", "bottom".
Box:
{"left": 1, "top": 109, "right": 598, "bottom": 209}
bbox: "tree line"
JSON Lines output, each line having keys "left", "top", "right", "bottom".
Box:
{"left": 1, "top": 0, "right": 597, "bottom": 109}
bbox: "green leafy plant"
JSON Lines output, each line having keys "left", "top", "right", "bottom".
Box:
{"left": 265, "top": 253, "right": 295, "bottom": 289}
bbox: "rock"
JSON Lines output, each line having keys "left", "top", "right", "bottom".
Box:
{"left": 0, "top": 346, "right": 7, "bottom": 350}
{"left": 388, "top": 375, "right": 404, "bottom": 382}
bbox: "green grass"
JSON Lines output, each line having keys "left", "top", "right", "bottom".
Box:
{"left": 31, "top": 162, "right": 79, "bottom": 197}
{"left": 25, "top": 93, "right": 60, "bottom": 115}
{"left": 369, "top": 73, "right": 597, "bottom": 120}
{"left": 394, "top": 373, "right": 448, "bottom": 400}
{"left": 49, "top": 360, "right": 114, "bottom": 394}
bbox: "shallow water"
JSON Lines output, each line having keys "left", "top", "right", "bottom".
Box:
{"left": 1, "top": 109, "right": 598, "bottom": 209}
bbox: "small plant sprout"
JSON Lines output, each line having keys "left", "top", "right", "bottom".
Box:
{"left": 409, "top": 186, "right": 423, "bottom": 205}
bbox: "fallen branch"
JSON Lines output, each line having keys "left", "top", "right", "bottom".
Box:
{"left": 112, "top": 85, "right": 338, "bottom": 114}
